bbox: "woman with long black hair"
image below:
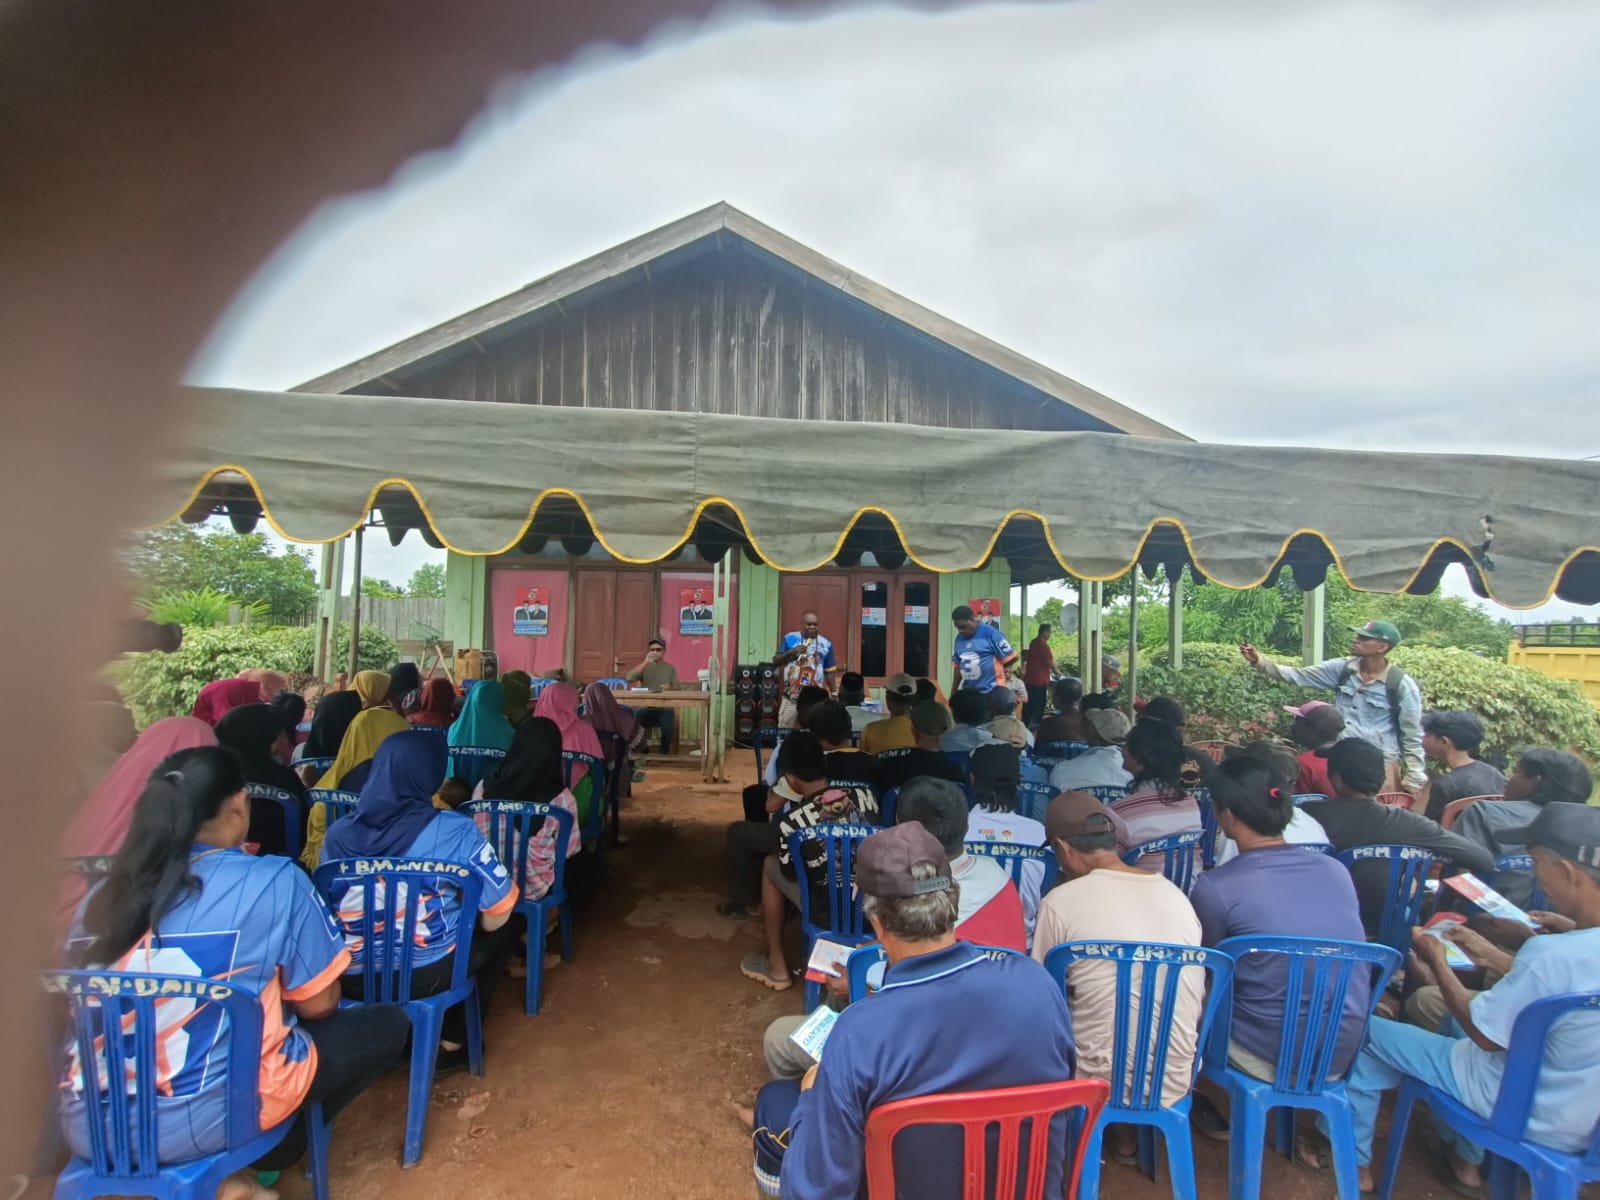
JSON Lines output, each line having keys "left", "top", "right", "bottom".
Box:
{"left": 60, "top": 746, "right": 408, "bottom": 1198}
{"left": 1109, "top": 716, "right": 1202, "bottom": 870}
{"left": 214, "top": 703, "right": 307, "bottom": 858}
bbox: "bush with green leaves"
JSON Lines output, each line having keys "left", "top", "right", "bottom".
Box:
{"left": 1135, "top": 641, "right": 1600, "bottom": 765}
{"left": 145, "top": 587, "right": 267, "bottom": 629}
{"left": 111, "top": 623, "right": 399, "bottom": 726}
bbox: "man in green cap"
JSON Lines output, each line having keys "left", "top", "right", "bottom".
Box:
{"left": 1240, "top": 618, "right": 1424, "bottom": 796}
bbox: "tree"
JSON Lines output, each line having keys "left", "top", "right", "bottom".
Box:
{"left": 406, "top": 562, "right": 446, "bottom": 598}
{"left": 125, "top": 525, "right": 316, "bottom": 621}
{"left": 361, "top": 576, "right": 404, "bottom": 598}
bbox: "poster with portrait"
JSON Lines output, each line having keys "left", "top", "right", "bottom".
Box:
{"left": 511, "top": 586, "right": 549, "bottom": 637}
{"left": 678, "top": 584, "right": 714, "bottom": 637}
{"left": 969, "top": 597, "right": 1003, "bottom": 628}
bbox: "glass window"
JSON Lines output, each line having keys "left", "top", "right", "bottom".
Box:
{"left": 902, "top": 581, "right": 931, "bottom": 678}
{"left": 859, "top": 580, "right": 889, "bottom": 679}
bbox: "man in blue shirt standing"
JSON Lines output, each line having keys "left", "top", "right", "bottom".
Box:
{"left": 949, "top": 604, "right": 1019, "bottom": 709}
{"left": 1341, "top": 802, "right": 1600, "bottom": 1194}
{"left": 749, "top": 822, "right": 1076, "bottom": 1198}
{"left": 775, "top": 611, "right": 840, "bottom": 727}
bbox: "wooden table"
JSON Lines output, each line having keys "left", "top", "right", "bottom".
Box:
{"left": 616, "top": 688, "right": 717, "bottom": 780}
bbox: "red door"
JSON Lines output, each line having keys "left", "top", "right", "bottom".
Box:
{"left": 849, "top": 572, "right": 936, "bottom": 687}
{"left": 574, "top": 570, "right": 656, "bottom": 680}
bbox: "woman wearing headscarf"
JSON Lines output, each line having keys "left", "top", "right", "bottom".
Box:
{"left": 300, "top": 692, "right": 409, "bottom": 869}
{"left": 499, "top": 670, "right": 534, "bottom": 729}
{"left": 190, "top": 677, "right": 266, "bottom": 726}
{"left": 534, "top": 682, "right": 604, "bottom": 830}
{"left": 237, "top": 667, "right": 288, "bottom": 703}
{"left": 386, "top": 662, "right": 422, "bottom": 714}
{"left": 295, "top": 690, "right": 362, "bottom": 780}
{"left": 216, "top": 703, "right": 308, "bottom": 858}
{"left": 59, "top": 716, "right": 217, "bottom": 925}
{"left": 447, "top": 680, "right": 515, "bottom": 788}
{"left": 350, "top": 669, "right": 391, "bottom": 710}
{"left": 409, "top": 678, "right": 457, "bottom": 729}
{"left": 477, "top": 717, "right": 580, "bottom": 903}
{"left": 583, "top": 678, "right": 638, "bottom": 810}
{"left": 321, "top": 734, "right": 518, "bottom": 1074}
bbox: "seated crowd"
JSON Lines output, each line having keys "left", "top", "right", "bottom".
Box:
{"left": 54, "top": 659, "right": 641, "bottom": 1200}
{"left": 721, "top": 641, "right": 1600, "bottom": 1199}
{"left": 51, "top": 624, "right": 1600, "bottom": 1200}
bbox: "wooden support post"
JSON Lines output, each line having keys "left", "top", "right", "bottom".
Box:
{"left": 1302, "top": 584, "right": 1326, "bottom": 666}
{"left": 1077, "top": 579, "right": 1104, "bottom": 692}
{"left": 346, "top": 525, "right": 364, "bottom": 679}
{"left": 314, "top": 540, "right": 345, "bottom": 681}
{"left": 1126, "top": 574, "right": 1139, "bottom": 715}
{"left": 1168, "top": 568, "right": 1184, "bottom": 671}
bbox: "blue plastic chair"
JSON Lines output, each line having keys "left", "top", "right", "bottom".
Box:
{"left": 296, "top": 755, "right": 336, "bottom": 774}
{"left": 44, "top": 969, "right": 330, "bottom": 1200}
{"left": 945, "top": 749, "right": 972, "bottom": 778}
{"left": 595, "top": 676, "right": 626, "bottom": 690}
{"left": 1033, "top": 739, "right": 1090, "bottom": 766}
{"left": 879, "top": 786, "right": 900, "bottom": 827}
{"left": 1301, "top": 842, "right": 1336, "bottom": 856}
{"left": 244, "top": 783, "right": 302, "bottom": 860}
{"left": 846, "top": 943, "right": 1022, "bottom": 1003}
{"left": 313, "top": 858, "right": 485, "bottom": 1167}
{"left": 1019, "top": 755, "right": 1051, "bottom": 788}
{"left": 753, "top": 726, "right": 791, "bottom": 781}
{"left": 448, "top": 745, "right": 507, "bottom": 789}
{"left": 1336, "top": 844, "right": 1436, "bottom": 956}
{"left": 305, "top": 789, "right": 359, "bottom": 832}
{"left": 1043, "top": 941, "right": 1234, "bottom": 1200}
{"left": 462, "top": 799, "right": 575, "bottom": 1015}
{"left": 562, "top": 750, "right": 609, "bottom": 875}
{"left": 1493, "top": 852, "right": 1549, "bottom": 911}
{"left": 1195, "top": 788, "right": 1219, "bottom": 869}
{"left": 528, "top": 678, "right": 554, "bottom": 700}
{"left": 1081, "top": 784, "right": 1129, "bottom": 805}
{"left": 786, "top": 821, "right": 877, "bottom": 1010}
{"left": 1121, "top": 830, "right": 1206, "bottom": 893}
{"left": 1292, "top": 793, "right": 1328, "bottom": 806}
{"left": 964, "top": 840, "right": 1056, "bottom": 906}
{"left": 1017, "top": 779, "right": 1056, "bottom": 824}
{"left": 1200, "top": 935, "right": 1403, "bottom": 1200}
{"left": 593, "top": 729, "right": 628, "bottom": 847}
{"left": 1379, "top": 990, "right": 1600, "bottom": 1200}
{"left": 63, "top": 855, "right": 117, "bottom": 882}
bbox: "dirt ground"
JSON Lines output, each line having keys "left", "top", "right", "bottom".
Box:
{"left": 31, "top": 767, "right": 1472, "bottom": 1199}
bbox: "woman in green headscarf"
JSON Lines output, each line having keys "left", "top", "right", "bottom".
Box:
{"left": 447, "top": 679, "right": 516, "bottom": 787}
{"left": 499, "top": 670, "right": 534, "bottom": 729}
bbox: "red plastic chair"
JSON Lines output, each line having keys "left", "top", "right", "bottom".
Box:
{"left": 1375, "top": 791, "right": 1414, "bottom": 808}
{"left": 863, "top": 1078, "right": 1110, "bottom": 1200}
{"left": 1191, "top": 740, "right": 1235, "bottom": 764}
{"left": 1439, "top": 793, "right": 1505, "bottom": 831}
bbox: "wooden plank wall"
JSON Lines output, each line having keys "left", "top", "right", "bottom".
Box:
{"left": 371, "top": 252, "right": 1084, "bottom": 432}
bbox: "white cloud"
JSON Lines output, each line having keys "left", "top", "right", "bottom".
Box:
{"left": 194, "top": 0, "right": 1600, "bottom": 618}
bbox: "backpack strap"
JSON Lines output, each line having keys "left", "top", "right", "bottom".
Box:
{"left": 1336, "top": 660, "right": 1410, "bottom": 745}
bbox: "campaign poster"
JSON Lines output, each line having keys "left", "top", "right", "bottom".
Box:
{"left": 511, "top": 587, "right": 549, "bottom": 637}
{"left": 969, "top": 597, "right": 1002, "bottom": 628}
{"left": 678, "top": 584, "right": 714, "bottom": 637}
{"left": 861, "top": 606, "right": 887, "bottom": 627}
{"left": 903, "top": 604, "right": 929, "bottom": 625}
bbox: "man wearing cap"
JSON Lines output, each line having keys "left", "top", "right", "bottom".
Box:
{"left": 1046, "top": 707, "right": 1134, "bottom": 795}
{"left": 1418, "top": 709, "right": 1506, "bottom": 823}
{"left": 1341, "top": 803, "right": 1600, "bottom": 1194}
{"left": 1033, "top": 791, "right": 1204, "bottom": 1159}
{"left": 1241, "top": 619, "right": 1424, "bottom": 795}
{"left": 873, "top": 701, "right": 968, "bottom": 794}
{"left": 750, "top": 822, "right": 1076, "bottom": 1199}
{"left": 1301, "top": 738, "right": 1493, "bottom": 937}
{"left": 858, "top": 672, "right": 918, "bottom": 755}
{"left": 1285, "top": 699, "right": 1345, "bottom": 797}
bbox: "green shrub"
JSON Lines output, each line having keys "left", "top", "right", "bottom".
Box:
{"left": 1134, "top": 642, "right": 1600, "bottom": 765}
{"left": 111, "top": 623, "right": 399, "bottom": 725}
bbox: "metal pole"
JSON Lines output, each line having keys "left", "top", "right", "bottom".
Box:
{"left": 1302, "top": 583, "right": 1326, "bottom": 666}
{"left": 346, "top": 525, "right": 364, "bottom": 679}
{"left": 1126, "top": 573, "right": 1139, "bottom": 714}
{"left": 1168, "top": 567, "right": 1184, "bottom": 671}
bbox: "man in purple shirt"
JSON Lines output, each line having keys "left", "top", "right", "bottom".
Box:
{"left": 1187, "top": 753, "right": 1369, "bottom": 1155}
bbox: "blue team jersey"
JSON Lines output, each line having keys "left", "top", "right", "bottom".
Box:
{"left": 61, "top": 848, "right": 349, "bottom": 1163}
{"left": 780, "top": 631, "right": 837, "bottom": 697}
{"left": 325, "top": 811, "right": 516, "bottom": 970}
{"left": 952, "top": 625, "right": 1017, "bottom": 691}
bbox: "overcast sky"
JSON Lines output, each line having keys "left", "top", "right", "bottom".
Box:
{"left": 194, "top": 0, "right": 1600, "bottom": 618}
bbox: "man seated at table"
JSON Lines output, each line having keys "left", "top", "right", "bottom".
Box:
{"left": 859, "top": 672, "right": 918, "bottom": 755}
{"left": 749, "top": 822, "right": 1076, "bottom": 1199}
{"left": 625, "top": 637, "right": 680, "bottom": 752}
{"left": 1343, "top": 803, "right": 1600, "bottom": 1195}
{"left": 1301, "top": 738, "right": 1494, "bottom": 936}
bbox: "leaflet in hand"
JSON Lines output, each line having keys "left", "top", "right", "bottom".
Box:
{"left": 1420, "top": 913, "right": 1473, "bottom": 970}
{"left": 788, "top": 1005, "right": 838, "bottom": 1061}
{"left": 805, "top": 937, "right": 855, "bottom": 984}
{"left": 1442, "top": 874, "right": 1537, "bottom": 927}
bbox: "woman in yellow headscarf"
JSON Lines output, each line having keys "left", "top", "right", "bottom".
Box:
{"left": 299, "top": 670, "right": 408, "bottom": 868}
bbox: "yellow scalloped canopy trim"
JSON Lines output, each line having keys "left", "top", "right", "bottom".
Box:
{"left": 159, "top": 464, "right": 1597, "bottom": 611}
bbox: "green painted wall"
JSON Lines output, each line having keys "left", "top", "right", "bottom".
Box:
{"left": 444, "top": 552, "right": 487, "bottom": 650}
{"left": 933, "top": 558, "right": 1010, "bottom": 692}
{"left": 738, "top": 558, "right": 782, "bottom": 665}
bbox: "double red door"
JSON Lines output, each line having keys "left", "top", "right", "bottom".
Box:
{"left": 778, "top": 572, "right": 935, "bottom": 688}
{"left": 574, "top": 570, "right": 654, "bottom": 680}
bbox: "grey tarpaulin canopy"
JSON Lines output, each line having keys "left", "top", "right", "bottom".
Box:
{"left": 149, "top": 387, "right": 1600, "bottom": 608}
